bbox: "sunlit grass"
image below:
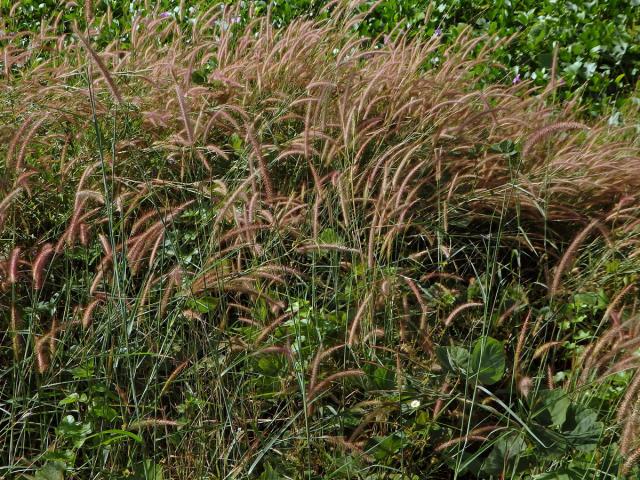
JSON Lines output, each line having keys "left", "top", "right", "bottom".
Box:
{"left": 1, "top": 4, "right": 640, "bottom": 479}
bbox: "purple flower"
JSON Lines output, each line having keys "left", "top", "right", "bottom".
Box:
{"left": 512, "top": 73, "right": 521, "bottom": 84}
{"left": 159, "top": 11, "right": 171, "bottom": 19}
{"left": 230, "top": 16, "right": 241, "bottom": 24}
{"left": 434, "top": 26, "right": 442, "bottom": 37}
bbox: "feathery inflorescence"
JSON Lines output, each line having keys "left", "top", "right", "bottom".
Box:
{"left": 2, "top": 4, "right": 640, "bottom": 478}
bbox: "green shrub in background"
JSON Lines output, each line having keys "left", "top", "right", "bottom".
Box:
{"left": 353, "top": 0, "right": 640, "bottom": 118}
{"left": 2, "top": 0, "right": 639, "bottom": 117}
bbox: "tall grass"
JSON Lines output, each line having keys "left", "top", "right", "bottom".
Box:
{"left": 1, "top": 3, "right": 640, "bottom": 478}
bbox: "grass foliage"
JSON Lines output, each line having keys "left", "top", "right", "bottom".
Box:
{"left": 2, "top": 2, "right": 640, "bottom": 479}
{"left": 3, "top": 0, "right": 640, "bottom": 117}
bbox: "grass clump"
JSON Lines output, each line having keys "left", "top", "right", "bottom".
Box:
{"left": 2, "top": 3, "right": 640, "bottom": 479}
{"left": 4, "top": 0, "right": 640, "bottom": 118}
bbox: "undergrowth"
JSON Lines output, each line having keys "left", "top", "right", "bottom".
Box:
{"left": 2, "top": 3, "right": 640, "bottom": 479}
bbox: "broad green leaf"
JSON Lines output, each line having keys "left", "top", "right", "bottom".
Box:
{"left": 56, "top": 415, "right": 92, "bottom": 449}
{"left": 89, "top": 399, "right": 119, "bottom": 422}
{"left": 436, "top": 345, "right": 470, "bottom": 375}
{"left": 481, "top": 432, "right": 527, "bottom": 475}
{"left": 35, "top": 462, "right": 65, "bottom": 480}
{"left": 470, "top": 337, "right": 505, "bottom": 385}
{"left": 529, "top": 424, "right": 569, "bottom": 456}
{"left": 187, "top": 296, "right": 219, "bottom": 313}
{"left": 564, "top": 405, "right": 603, "bottom": 452}
{"left": 70, "top": 362, "right": 94, "bottom": 380}
{"left": 370, "top": 433, "right": 404, "bottom": 461}
{"left": 257, "top": 356, "right": 282, "bottom": 376}
{"left": 372, "top": 366, "right": 395, "bottom": 389}
{"left": 535, "top": 389, "right": 571, "bottom": 428}
{"left": 58, "top": 393, "right": 80, "bottom": 406}
{"left": 257, "top": 463, "right": 281, "bottom": 480}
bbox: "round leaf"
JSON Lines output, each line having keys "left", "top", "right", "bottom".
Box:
{"left": 470, "top": 336, "right": 505, "bottom": 385}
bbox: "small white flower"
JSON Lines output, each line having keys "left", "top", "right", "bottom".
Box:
{"left": 410, "top": 399, "right": 421, "bottom": 409}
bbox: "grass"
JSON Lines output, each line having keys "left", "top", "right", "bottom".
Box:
{"left": 1, "top": 3, "right": 640, "bottom": 479}
{"left": 3, "top": 0, "right": 640, "bottom": 119}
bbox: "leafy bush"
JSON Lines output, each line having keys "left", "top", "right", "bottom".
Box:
{"left": 355, "top": 0, "right": 640, "bottom": 117}
{"left": 2, "top": 3, "right": 640, "bottom": 479}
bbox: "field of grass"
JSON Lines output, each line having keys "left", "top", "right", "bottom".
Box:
{"left": 1, "top": 2, "right": 640, "bottom": 479}
{"left": 4, "top": 0, "right": 640, "bottom": 118}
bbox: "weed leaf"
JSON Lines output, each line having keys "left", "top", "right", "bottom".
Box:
{"left": 470, "top": 337, "right": 505, "bottom": 385}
